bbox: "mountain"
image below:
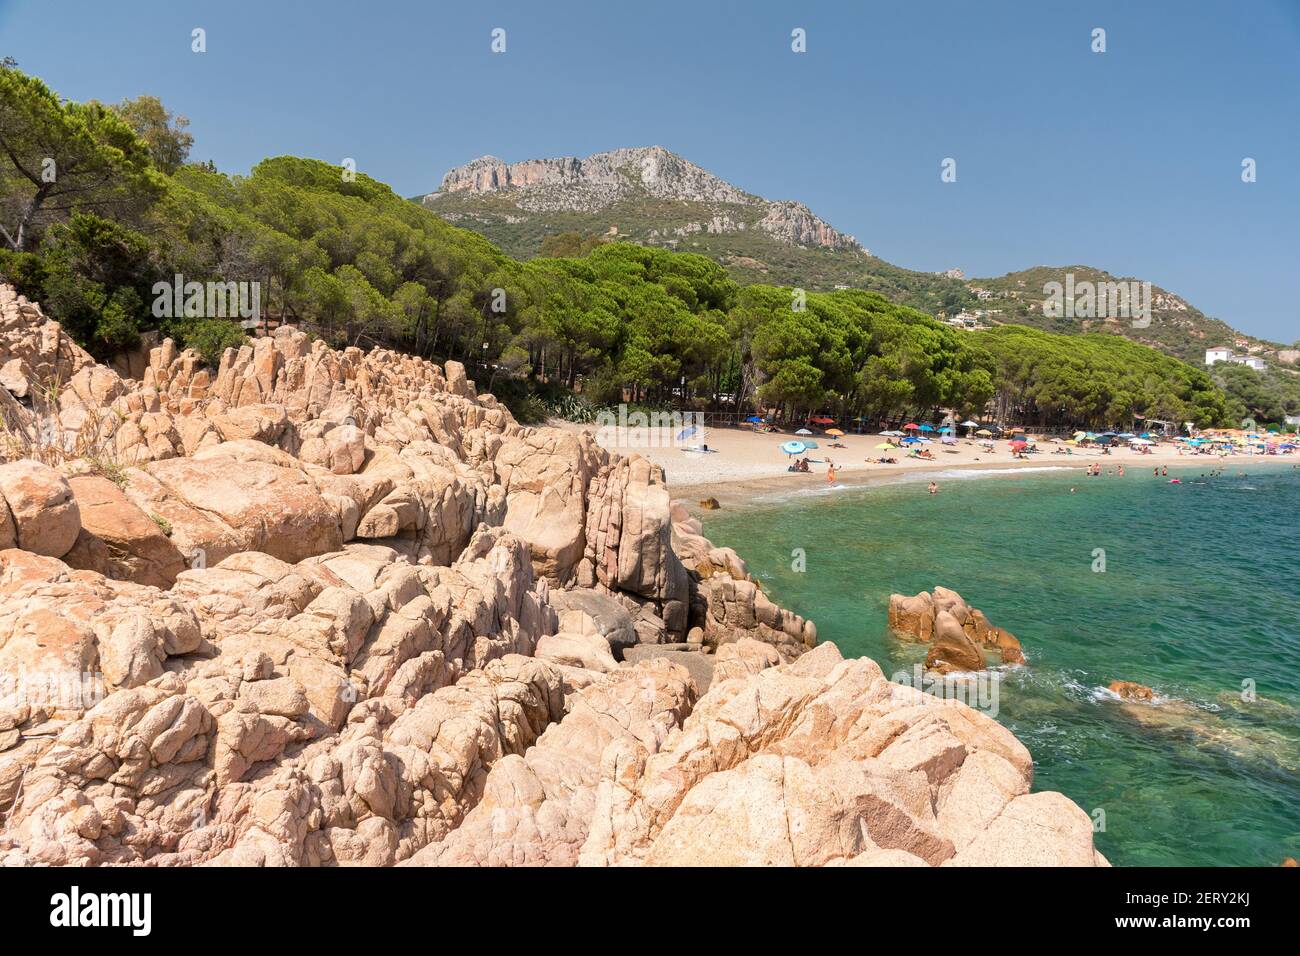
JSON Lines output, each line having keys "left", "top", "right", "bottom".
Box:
{"left": 420, "top": 146, "right": 973, "bottom": 315}
{"left": 420, "top": 146, "right": 1288, "bottom": 364}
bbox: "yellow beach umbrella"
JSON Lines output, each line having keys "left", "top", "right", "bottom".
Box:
{"left": 826, "top": 428, "right": 845, "bottom": 437}
{"left": 874, "top": 442, "right": 895, "bottom": 449}
{"left": 975, "top": 429, "right": 993, "bottom": 436}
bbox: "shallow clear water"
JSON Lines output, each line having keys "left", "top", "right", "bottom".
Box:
{"left": 701, "top": 463, "right": 1300, "bottom": 866}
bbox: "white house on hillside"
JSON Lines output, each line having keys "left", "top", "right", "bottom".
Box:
{"left": 1206, "top": 347, "right": 1266, "bottom": 371}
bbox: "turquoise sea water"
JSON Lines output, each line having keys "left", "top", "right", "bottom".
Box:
{"left": 700, "top": 463, "right": 1300, "bottom": 866}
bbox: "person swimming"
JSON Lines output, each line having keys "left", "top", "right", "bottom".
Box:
{"left": 927, "top": 481, "right": 938, "bottom": 495}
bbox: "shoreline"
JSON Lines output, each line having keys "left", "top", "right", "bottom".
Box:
{"left": 555, "top": 421, "right": 1295, "bottom": 510}
{"left": 675, "top": 454, "right": 1292, "bottom": 509}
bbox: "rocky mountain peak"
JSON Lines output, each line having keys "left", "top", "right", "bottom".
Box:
{"left": 425, "top": 146, "right": 862, "bottom": 252}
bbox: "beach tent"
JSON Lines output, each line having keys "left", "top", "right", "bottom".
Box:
{"left": 780, "top": 440, "right": 807, "bottom": 456}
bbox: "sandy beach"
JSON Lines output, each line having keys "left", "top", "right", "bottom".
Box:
{"left": 556, "top": 421, "right": 1293, "bottom": 508}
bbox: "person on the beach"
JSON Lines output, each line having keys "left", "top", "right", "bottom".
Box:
{"left": 827, "top": 464, "right": 836, "bottom": 483}
{"left": 927, "top": 481, "right": 938, "bottom": 495}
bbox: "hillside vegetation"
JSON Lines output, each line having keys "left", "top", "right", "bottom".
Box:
{"left": 0, "top": 65, "right": 1266, "bottom": 429}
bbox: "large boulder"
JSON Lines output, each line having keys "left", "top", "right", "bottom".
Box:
{"left": 65, "top": 476, "right": 187, "bottom": 588}
{"left": 889, "top": 587, "right": 1023, "bottom": 669}
{"left": 0, "top": 460, "right": 80, "bottom": 558}
{"left": 121, "top": 453, "right": 343, "bottom": 567}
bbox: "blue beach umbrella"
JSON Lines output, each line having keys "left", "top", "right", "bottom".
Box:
{"left": 918, "top": 424, "right": 935, "bottom": 432}
{"left": 780, "top": 440, "right": 807, "bottom": 456}
{"left": 800, "top": 439, "right": 820, "bottom": 449}
{"left": 745, "top": 415, "right": 764, "bottom": 423}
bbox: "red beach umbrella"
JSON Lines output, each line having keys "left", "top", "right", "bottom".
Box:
{"left": 903, "top": 423, "right": 920, "bottom": 430}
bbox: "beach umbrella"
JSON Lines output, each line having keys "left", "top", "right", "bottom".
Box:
{"left": 1118, "top": 432, "right": 1136, "bottom": 439}
{"left": 800, "top": 439, "right": 820, "bottom": 449}
{"left": 979, "top": 439, "right": 995, "bottom": 447}
{"left": 1130, "top": 437, "right": 1152, "bottom": 445}
{"left": 810, "top": 416, "right": 835, "bottom": 425}
{"left": 903, "top": 423, "right": 920, "bottom": 430}
{"left": 918, "top": 424, "right": 935, "bottom": 432}
{"left": 676, "top": 425, "right": 699, "bottom": 442}
{"left": 902, "top": 436, "right": 920, "bottom": 444}
{"left": 938, "top": 426, "right": 953, "bottom": 433}
{"left": 961, "top": 420, "right": 980, "bottom": 427}
{"left": 795, "top": 428, "right": 813, "bottom": 435}
{"left": 780, "top": 440, "right": 807, "bottom": 456}
{"left": 744, "top": 415, "right": 764, "bottom": 423}
{"left": 826, "top": 428, "right": 845, "bottom": 437}
{"left": 874, "top": 442, "right": 895, "bottom": 450}
{"left": 975, "top": 429, "right": 993, "bottom": 437}
{"left": 1010, "top": 440, "right": 1029, "bottom": 449}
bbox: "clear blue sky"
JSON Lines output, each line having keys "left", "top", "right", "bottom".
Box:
{"left": 3, "top": 0, "right": 1298, "bottom": 342}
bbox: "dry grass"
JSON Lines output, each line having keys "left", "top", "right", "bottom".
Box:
{"left": 0, "top": 376, "right": 127, "bottom": 479}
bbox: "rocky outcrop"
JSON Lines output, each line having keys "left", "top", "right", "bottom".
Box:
{"left": 889, "top": 587, "right": 1024, "bottom": 673}
{"left": 0, "top": 284, "right": 1099, "bottom": 868}
{"left": 574, "top": 642, "right": 1106, "bottom": 867}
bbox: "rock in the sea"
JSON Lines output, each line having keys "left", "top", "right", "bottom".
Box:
{"left": 888, "top": 587, "right": 1023, "bottom": 670}
{"left": 1108, "top": 680, "right": 1156, "bottom": 702}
